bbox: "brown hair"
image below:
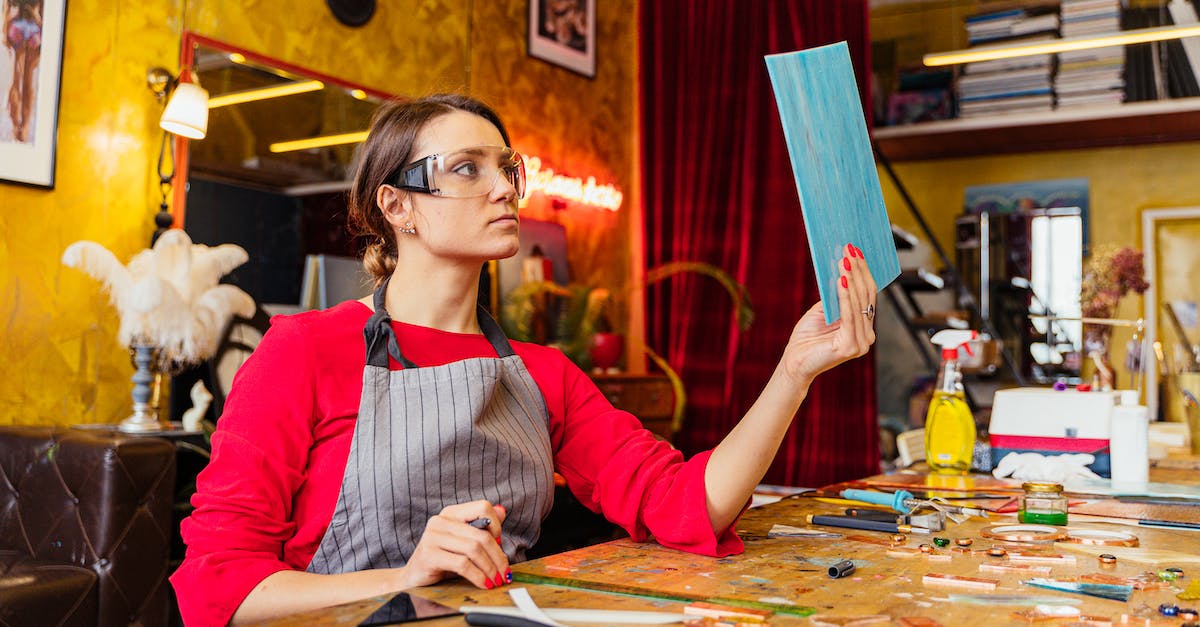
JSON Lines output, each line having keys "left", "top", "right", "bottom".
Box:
{"left": 348, "top": 94, "right": 512, "bottom": 283}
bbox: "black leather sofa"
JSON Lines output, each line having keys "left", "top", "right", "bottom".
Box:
{"left": 0, "top": 426, "right": 176, "bottom": 627}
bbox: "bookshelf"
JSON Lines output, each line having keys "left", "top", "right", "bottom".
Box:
{"left": 873, "top": 97, "right": 1200, "bottom": 161}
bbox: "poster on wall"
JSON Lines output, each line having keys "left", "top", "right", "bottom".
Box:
{"left": 0, "top": 0, "right": 66, "bottom": 188}
{"left": 527, "top": 0, "right": 595, "bottom": 78}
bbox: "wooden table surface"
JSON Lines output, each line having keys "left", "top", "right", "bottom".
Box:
{"left": 245, "top": 469, "right": 1200, "bottom": 626}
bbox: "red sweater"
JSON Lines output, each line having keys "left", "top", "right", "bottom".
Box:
{"left": 170, "top": 301, "right": 743, "bottom": 626}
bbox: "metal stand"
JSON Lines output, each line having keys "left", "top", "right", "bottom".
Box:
{"left": 120, "top": 343, "right": 166, "bottom": 433}
{"left": 873, "top": 141, "right": 1027, "bottom": 390}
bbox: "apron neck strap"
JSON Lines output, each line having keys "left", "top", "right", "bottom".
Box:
{"left": 364, "top": 277, "right": 416, "bottom": 369}
{"left": 477, "top": 305, "right": 515, "bottom": 358}
{"left": 364, "top": 276, "right": 516, "bottom": 369}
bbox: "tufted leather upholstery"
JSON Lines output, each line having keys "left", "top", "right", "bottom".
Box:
{"left": 0, "top": 427, "right": 175, "bottom": 627}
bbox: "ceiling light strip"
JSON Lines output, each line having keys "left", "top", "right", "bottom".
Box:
{"left": 269, "top": 131, "right": 369, "bottom": 153}
{"left": 208, "top": 80, "right": 325, "bottom": 109}
{"left": 924, "top": 24, "right": 1200, "bottom": 67}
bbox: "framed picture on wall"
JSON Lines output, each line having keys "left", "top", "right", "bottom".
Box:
{"left": 0, "top": 0, "right": 67, "bottom": 188}
{"left": 527, "top": 0, "right": 595, "bottom": 78}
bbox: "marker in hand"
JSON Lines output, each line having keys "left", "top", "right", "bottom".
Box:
{"left": 470, "top": 516, "right": 504, "bottom": 548}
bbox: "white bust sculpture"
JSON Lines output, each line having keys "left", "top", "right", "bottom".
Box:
{"left": 182, "top": 380, "right": 213, "bottom": 431}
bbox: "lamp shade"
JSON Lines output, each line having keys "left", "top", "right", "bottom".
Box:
{"left": 160, "top": 82, "right": 209, "bottom": 139}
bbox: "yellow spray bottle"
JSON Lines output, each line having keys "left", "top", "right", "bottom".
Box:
{"left": 925, "top": 329, "right": 978, "bottom": 475}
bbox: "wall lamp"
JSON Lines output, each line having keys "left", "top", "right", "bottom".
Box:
{"left": 924, "top": 23, "right": 1200, "bottom": 67}
{"left": 147, "top": 66, "right": 209, "bottom": 139}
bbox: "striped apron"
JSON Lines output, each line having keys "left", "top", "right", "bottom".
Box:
{"left": 306, "top": 279, "right": 555, "bottom": 574}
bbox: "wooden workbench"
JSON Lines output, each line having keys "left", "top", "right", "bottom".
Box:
{"left": 515, "top": 495, "right": 1199, "bottom": 624}
{"left": 245, "top": 470, "right": 1200, "bottom": 626}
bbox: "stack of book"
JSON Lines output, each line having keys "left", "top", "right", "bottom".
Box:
{"left": 958, "top": 3, "right": 1061, "bottom": 118}
{"left": 1055, "top": 0, "right": 1125, "bottom": 109}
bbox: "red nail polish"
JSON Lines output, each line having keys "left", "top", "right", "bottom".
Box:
{"left": 494, "top": 573, "right": 504, "bottom": 587}
{"left": 841, "top": 276, "right": 848, "bottom": 289}
{"left": 484, "top": 578, "right": 495, "bottom": 589}
{"left": 843, "top": 258, "right": 851, "bottom": 271}
{"left": 856, "top": 245, "right": 865, "bottom": 259}
{"left": 495, "top": 536, "right": 502, "bottom": 545}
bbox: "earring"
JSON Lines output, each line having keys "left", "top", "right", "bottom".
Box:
{"left": 400, "top": 222, "right": 416, "bottom": 235}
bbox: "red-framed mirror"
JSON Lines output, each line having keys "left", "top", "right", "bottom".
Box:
{"left": 170, "top": 32, "right": 394, "bottom": 227}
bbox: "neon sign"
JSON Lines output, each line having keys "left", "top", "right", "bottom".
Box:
{"left": 524, "top": 155, "right": 624, "bottom": 212}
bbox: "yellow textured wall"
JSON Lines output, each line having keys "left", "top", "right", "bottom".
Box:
{"left": 0, "top": 0, "right": 640, "bottom": 426}
{"left": 880, "top": 141, "right": 1200, "bottom": 366}
{"left": 0, "top": 0, "right": 180, "bottom": 426}
{"left": 469, "top": 0, "right": 642, "bottom": 363}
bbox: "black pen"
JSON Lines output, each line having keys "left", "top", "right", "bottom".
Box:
{"left": 807, "top": 514, "right": 931, "bottom": 535}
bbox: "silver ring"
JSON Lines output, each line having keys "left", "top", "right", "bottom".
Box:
{"left": 862, "top": 303, "right": 876, "bottom": 321}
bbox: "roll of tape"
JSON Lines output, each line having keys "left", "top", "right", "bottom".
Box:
{"left": 827, "top": 559, "right": 856, "bottom": 579}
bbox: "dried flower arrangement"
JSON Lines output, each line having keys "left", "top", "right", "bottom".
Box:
{"left": 1078, "top": 245, "right": 1149, "bottom": 389}
{"left": 1080, "top": 245, "right": 1149, "bottom": 320}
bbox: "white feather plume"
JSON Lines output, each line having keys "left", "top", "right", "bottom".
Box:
{"left": 62, "top": 230, "right": 254, "bottom": 366}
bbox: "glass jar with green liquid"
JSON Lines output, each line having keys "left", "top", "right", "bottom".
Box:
{"left": 1019, "top": 482, "right": 1068, "bottom": 525}
{"left": 924, "top": 330, "right": 977, "bottom": 475}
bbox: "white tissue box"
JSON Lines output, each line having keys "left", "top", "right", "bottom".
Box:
{"left": 989, "top": 388, "right": 1121, "bottom": 478}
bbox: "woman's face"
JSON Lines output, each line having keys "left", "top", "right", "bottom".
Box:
{"left": 397, "top": 110, "right": 521, "bottom": 264}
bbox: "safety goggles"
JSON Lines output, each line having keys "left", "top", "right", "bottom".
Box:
{"left": 393, "top": 145, "right": 526, "bottom": 200}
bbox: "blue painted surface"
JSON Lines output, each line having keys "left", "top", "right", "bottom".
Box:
{"left": 765, "top": 42, "right": 901, "bottom": 323}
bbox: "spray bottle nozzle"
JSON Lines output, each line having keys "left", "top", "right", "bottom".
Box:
{"left": 930, "top": 329, "right": 979, "bottom": 360}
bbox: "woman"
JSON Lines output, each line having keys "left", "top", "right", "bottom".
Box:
{"left": 3, "top": 0, "right": 40, "bottom": 142}
{"left": 170, "top": 94, "right": 878, "bottom": 626}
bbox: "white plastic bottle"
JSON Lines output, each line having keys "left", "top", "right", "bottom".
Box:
{"left": 1109, "top": 390, "right": 1149, "bottom": 486}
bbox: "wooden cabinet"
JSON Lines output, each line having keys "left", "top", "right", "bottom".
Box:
{"left": 590, "top": 373, "right": 677, "bottom": 441}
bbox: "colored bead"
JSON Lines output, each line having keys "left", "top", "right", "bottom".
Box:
{"left": 891, "top": 534, "right": 907, "bottom": 543}
{"left": 1161, "top": 570, "right": 1181, "bottom": 581}
{"left": 1052, "top": 381, "right": 1068, "bottom": 391}
{"left": 933, "top": 537, "right": 950, "bottom": 548}
{"left": 987, "top": 546, "right": 1007, "bottom": 557}
{"left": 1099, "top": 553, "right": 1117, "bottom": 565}
{"left": 919, "top": 543, "right": 933, "bottom": 553}
{"left": 1161, "top": 604, "right": 1180, "bottom": 617}
{"left": 1180, "top": 609, "right": 1199, "bottom": 622}
{"left": 955, "top": 538, "right": 973, "bottom": 547}
{"left": 1168, "top": 567, "right": 1186, "bottom": 577}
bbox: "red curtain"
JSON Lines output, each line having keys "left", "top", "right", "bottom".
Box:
{"left": 640, "top": 0, "right": 878, "bottom": 487}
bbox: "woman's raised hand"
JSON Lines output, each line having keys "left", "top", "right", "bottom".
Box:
{"left": 399, "top": 501, "right": 510, "bottom": 590}
{"left": 779, "top": 243, "right": 877, "bottom": 387}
